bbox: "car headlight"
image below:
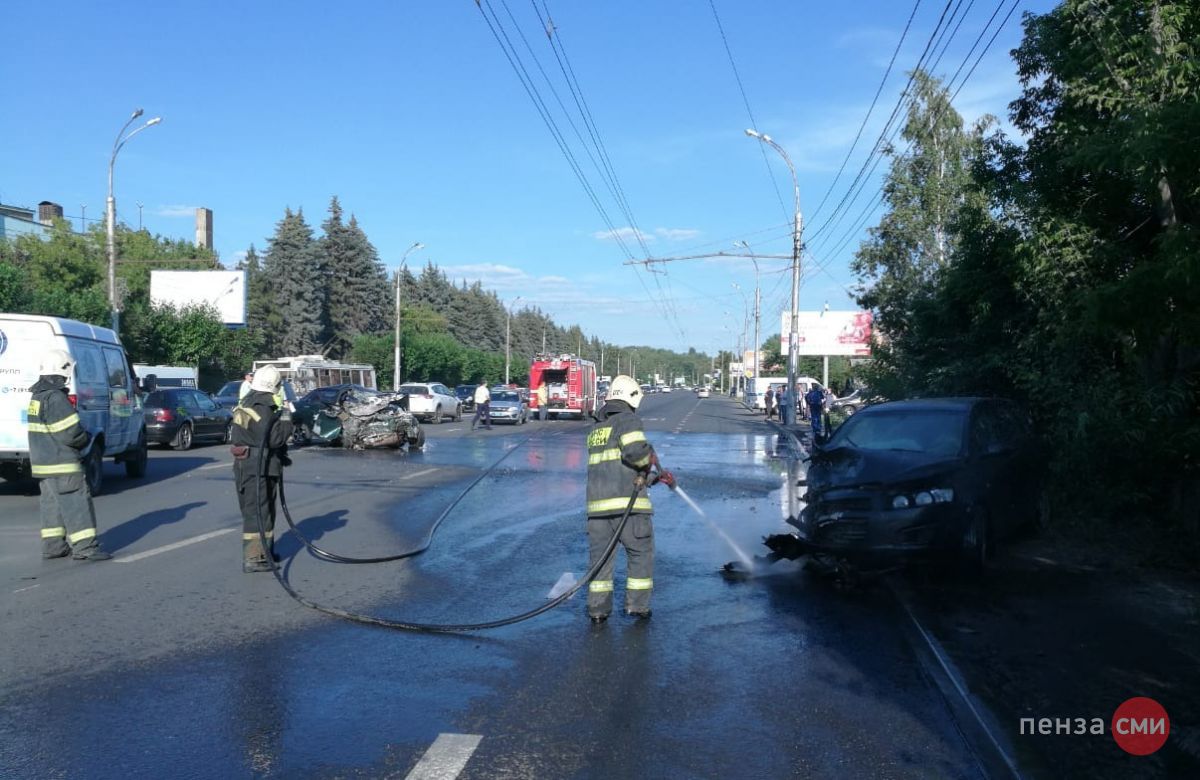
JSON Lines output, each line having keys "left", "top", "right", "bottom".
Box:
{"left": 891, "top": 488, "right": 954, "bottom": 509}
{"left": 891, "top": 495, "right": 911, "bottom": 509}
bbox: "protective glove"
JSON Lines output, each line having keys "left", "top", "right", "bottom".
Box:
{"left": 656, "top": 469, "right": 676, "bottom": 489}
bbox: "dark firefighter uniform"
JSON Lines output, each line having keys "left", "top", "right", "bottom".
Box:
{"left": 231, "top": 389, "right": 293, "bottom": 572}
{"left": 585, "top": 399, "right": 658, "bottom": 620}
{"left": 27, "top": 375, "right": 110, "bottom": 560}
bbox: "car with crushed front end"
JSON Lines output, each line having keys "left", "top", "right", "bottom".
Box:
{"left": 783, "top": 397, "right": 1043, "bottom": 571}
{"left": 488, "top": 389, "right": 528, "bottom": 425}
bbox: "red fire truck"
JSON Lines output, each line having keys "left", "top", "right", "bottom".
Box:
{"left": 528, "top": 354, "right": 597, "bottom": 420}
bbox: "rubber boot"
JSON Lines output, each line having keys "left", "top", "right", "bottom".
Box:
{"left": 73, "top": 544, "right": 113, "bottom": 562}
{"left": 243, "top": 536, "right": 274, "bottom": 573}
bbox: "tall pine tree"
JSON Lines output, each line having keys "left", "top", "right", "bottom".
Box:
{"left": 320, "top": 198, "right": 389, "bottom": 357}
{"left": 263, "top": 208, "right": 326, "bottom": 356}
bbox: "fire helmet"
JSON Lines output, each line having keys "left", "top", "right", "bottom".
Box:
{"left": 250, "top": 365, "right": 282, "bottom": 393}
{"left": 607, "top": 375, "right": 643, "bottom": 410}
{"left": 39, "top": 349, "right": 75, "bottom": 378}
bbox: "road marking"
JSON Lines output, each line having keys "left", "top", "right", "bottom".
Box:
{"left": 400, "top": 467, "right": 437, "bottom": 482}
{"left": 404, "top": 733, "right": 482, "bottom": 780}
{"left": 115, "top": 527, "right": 238, "bottom": 563}
{"left": 443, "top": 427, "right": 462, "bottom": 432}
{"left": 197, "top": 462, "right": 229, "bottom": 471}
{"left": 13, "top": 584, "right": 40, "bottom": 594}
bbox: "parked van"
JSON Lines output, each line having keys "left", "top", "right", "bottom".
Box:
{"left": 0, "top": 314, "right": 149, "bottom": 494}
{"left": 750, "top": 376, "right": 826, "bottom": 414}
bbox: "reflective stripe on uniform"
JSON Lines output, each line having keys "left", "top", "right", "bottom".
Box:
{"left": 26, "top": 413, "right": 81, "bottom": 434}
{"left": 587, "top": 448, "right": 622, "bottom": 465}
{"left": 587, "top": 496, "right": 652, "bottom": 514}
{"left": 589, "top": 580, "right": 614, "bottom": 593}
{"left": 619, "top": 430, "right": 647, "bottom": 446}
{"left": 41, "top": 526, "right": 66, "bottom": 539}
{"left": 67, "top": 528, "right": 96, "bottom": 544}
{"left": 627, "top": 577, "right": 654, "bottom": 590}
{"left": 242, "top": 532, "right": 261, "bottom": 541}
{"left": 31, "top": 462, "right": 82, "bottom": 476}
{"left": 630, "top": 455, "right": 652, "bottom": 468}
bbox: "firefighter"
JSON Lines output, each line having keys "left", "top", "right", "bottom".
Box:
{"left": 27, "top": 350, "right": 111, "bottom": 561}
{"left": 231, "top": 365, "right": 294, "bottom": 573}
{"left": 585, "top": 374, "right": 674, "bottom": 623}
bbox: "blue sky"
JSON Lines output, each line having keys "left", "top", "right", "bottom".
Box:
{"left": 1, "top": 0, "right": 1054, "bottom": 352}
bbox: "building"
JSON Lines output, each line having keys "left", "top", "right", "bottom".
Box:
{"left": 0, "top": 201, "right": 62, "bottom": 241}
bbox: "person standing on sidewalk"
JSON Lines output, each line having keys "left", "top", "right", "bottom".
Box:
{"left": 27, "top": 350, "right": 111, "bottom": 562}
{"left": 764, "top": 386, "right": 776, "bottom": 420}
{"left": 471, "top": 379, "right": 492, "bottom": 430}
{"left": 806, "top": 384, "right": 827, "bottom": 440}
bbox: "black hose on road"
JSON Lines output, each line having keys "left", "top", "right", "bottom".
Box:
{"left": 254, "top": 417, "right": 637, "bottom": 633}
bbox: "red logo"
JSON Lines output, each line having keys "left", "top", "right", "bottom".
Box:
{"left": 1112, "top": 697, "right": 1169, "bottom": 756}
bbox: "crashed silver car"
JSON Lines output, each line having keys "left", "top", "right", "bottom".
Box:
{"left": 310, "top": 389, "right": 425, "bottom": 450}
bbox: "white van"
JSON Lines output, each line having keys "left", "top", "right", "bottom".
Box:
{"left": 747, "top": 375, "right": 825, "bottom": 411}
{"left": 0, "top": 314, "right": 148, "bottom": 494}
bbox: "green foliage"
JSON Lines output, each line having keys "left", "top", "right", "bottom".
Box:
{"left": 853, "top": 2, "right": 1200, "bottom": 547}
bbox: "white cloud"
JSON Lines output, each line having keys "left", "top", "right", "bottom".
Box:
{"left": 655, "top": 228, "right": 701, "bottom": 241}
{"left": 156, "top": 205, "right": 200, "bottom": 218}
{"left": 593, "top": 227, "right": 653, "bottom": 243}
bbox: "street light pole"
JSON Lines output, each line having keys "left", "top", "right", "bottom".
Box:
{"left": 734, "top": 242, "right": 762, "bottom": 394}
{"left": 746, "top": 129, "right": 802, "bottom": 425}
{"left": 108, "top": 108, "right": 162, "bottom": 335}
{"left": 505, "top": 296, "right": 523, "bottom": 385}
{"left": 394, "top": 242, "right": 424, "bottom": 389}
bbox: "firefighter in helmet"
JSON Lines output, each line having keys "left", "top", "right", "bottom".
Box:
{"left": 230, "top": 365, "right": 293, "bottom": 573}
{"left": 584, "top": 374, "right": 674, "bottom": 623}
{"left": 28, "top": 349, "right": 111, "bottom": 561}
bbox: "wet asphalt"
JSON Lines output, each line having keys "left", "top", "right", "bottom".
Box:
{"left": 0, "top": 393, "right": 985, "bottom": 778}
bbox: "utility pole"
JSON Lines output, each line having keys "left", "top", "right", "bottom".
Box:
{"left": 136, "top": 202, "right": 143, "bottom": 231}
{"left": 80, "top": 204, "right": 86, "bottom": 233}
{"left": 394, "top": 242, "right": 424, "bottom": 389}
{"left": 505, "top": 297, "right": 522, "bottom": 385}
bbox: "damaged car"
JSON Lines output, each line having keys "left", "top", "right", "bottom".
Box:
{"left": 771, "top": 398, "right": 1043, "bottom": 570}
{"left": 304, "top": 387, "right": 425, "bottom": 450}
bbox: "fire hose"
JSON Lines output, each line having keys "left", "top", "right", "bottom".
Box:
{"left": 253, "top": 414, "right": 656, "bottom": 633}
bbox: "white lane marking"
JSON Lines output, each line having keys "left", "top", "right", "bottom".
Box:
{"left": 404, "top": 733, "right": 483, "bottom": 780}
{"left": 400, "top": 467, "right": 438, "bottom": 482}
{"left": 13, "top": 584, "right": 40, "bottom": 594}
{"left": 443, "top": 427, "right": 462, "bottom": 432}
{"left": 115, "top": 527, "right": 238, "bottom": 563}
{"left": 197, "top": 462, "right": 229, "bottom": 471}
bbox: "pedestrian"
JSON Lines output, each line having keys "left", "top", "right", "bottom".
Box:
{"left": 27, "top": 350, "right": 112, "bottom": 562}
{"left": 584, "top": 375, "right": 674, "bottom": 624}
{"left": 806, "top": 384, "right": 827, "bottom": 440}
{"left": 536, "top": 381, "right": 548, "bottom": 422}
{"left": 471, "top": 379, "right": 492, "bottom": 430}
{"left": 237, "top": 370, "right": 254, "bottom": 401}
{"left": 764, "top": 386, "right": 776, "bottom": 420}
{"left": 230, "top": 365, "right": 294, "bottom": 573}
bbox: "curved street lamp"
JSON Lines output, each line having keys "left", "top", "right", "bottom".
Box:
{"left": 745, "top": 129, "right": 802, "bottom": 424}
{"left": 394, "top": 242, "right": 425, "bottom": 388}
{"left": 108, "top": 108, "right": 162, "bottom": 334}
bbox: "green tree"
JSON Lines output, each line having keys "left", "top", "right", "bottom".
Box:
{"left": 320, "top": 198, "right": 389, "bottom": 357}
{"left": 262, "top": 208, "right": 325, "bottom": 356}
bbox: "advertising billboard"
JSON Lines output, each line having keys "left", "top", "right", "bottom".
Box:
{"left": 780, "top": 310, "right": 873, "bottom": 356}
{"left": 150, "top": 270, "right": 247, "bottom": 327}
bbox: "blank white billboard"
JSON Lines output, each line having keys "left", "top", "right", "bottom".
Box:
{"left": 780, "top": 310, "right": 873, "bottom": 356}
{"left": 150, "top": 270, "right": 246, "bottom": 326}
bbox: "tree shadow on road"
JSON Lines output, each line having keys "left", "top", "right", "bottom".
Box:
{"left": 275, "top": 510, "right": 350, "bottom": 561}
{"left": 100, "top": 501, "right": 207, "bottom": 552}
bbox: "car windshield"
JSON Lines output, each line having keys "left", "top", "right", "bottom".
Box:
{"left": 494, "top": 391, "right": 519, "bottom": 402}
{"left": 217, "top": 381, "right": 241, "bottom": 396}
{"left": 828, "top": 409, "right": 967, "bottom": 457}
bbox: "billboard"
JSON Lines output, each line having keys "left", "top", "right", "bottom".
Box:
{"left": 150, "top": 270, "right": 247, "bottom": 327}
{"left": 780, "top": 310, "right": 873, "bottom": 356}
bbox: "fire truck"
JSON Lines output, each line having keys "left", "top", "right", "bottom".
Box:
{"left": 528, "top": 353, "right": 597, "bottom": 420}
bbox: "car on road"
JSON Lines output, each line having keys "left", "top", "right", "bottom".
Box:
{"left": 143, "top": 388, "right": 233, "bottom": 450}
{"left": 291, "top": 384, "right": 374, "bottom": 439}
{"left": 697, "top": 387, "right": 711, "bottom": 398}
{"left": 488, "top": 390, "right": 528, "bottom": 425}
{"left": 790, "top": 397, "right": 1043, "bottom": 570}
{"left": 830, "top": 387, "right": 874, "bottom": 416}
{"left": 398, "top": 382, "right": 462, "bottom": 424}
{"left": 455, "top": 384, "right": 476, "bottom": 412}
{"left": 213, "top": 380, "right": 244, "bottom": 410}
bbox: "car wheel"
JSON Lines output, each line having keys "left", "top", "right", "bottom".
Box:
{"left": 224, "top": 422, "right": 234, "bottom": 445}
{"left": 172, "top": 422, "right": 194, "bottom": 451}
{"left": 844, "top": 405, "right": 857, "bottom": 416}
{"left": 454, "top": 404, "right": 463, "bottom": 422}
{"left": 961, "top": 509, "right": 990, "bottom": 572}
{"left": 124, "top": 430, "right": 148, "bottom": 478}
{"left": 408, "top": 428, "right": 426, "bottom": 449}
{"left": 431, "top": 406, "right": 442, "bottom": 424}
{"left": 85, "top": 443, "right": 104, "bottom": 496}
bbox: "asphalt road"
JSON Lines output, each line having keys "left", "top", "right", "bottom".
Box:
{"left": 0, "top": 392, "right": 987, "bottom": 779}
